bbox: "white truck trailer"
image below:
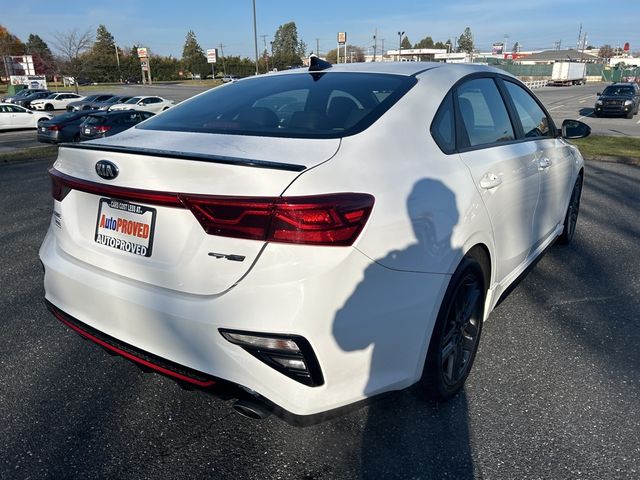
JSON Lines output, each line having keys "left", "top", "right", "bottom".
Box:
{"left": 548, "top": 62, "right": 587, "bottom": 86}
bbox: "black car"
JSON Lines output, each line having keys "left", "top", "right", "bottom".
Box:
{"left": 14, "top": 91, "right": 52, "bottom": 109}
{"left": 89, "top": 95, "right": 134, "bottom": 111}
{"left": 79, "top": 110, "right": 155, "bottom": 140}
{"left": 37, "top": 111, "right": 95, "bottom": 144}
{"left": 2, "top": 88, "right": 49, "bottom": 104}
{"left": 66, "top": 94, "right": 115, "bottom": 112}
{"left": 594, "top": 82, "right": 640, "bottom": 118}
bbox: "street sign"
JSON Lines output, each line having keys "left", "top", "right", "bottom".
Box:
{"left": 206, "top": 49, "right": 218, "bottom": 64}
{"left": 137, "top": 47, "right": 149, "bottom": 58}
{"left": 337, "top": 32, "right": 347, "bottom": 44}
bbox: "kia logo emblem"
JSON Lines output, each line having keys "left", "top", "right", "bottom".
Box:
{"left": 95, "top": 160, "right": 119, "bottom": 180}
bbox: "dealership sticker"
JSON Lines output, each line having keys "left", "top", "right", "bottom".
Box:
{"left": 94, "top": 198, "right": 156, "bottom": 257}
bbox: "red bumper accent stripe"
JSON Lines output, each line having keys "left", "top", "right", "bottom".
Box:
{"left": 50, "top": 307, "right": 216, "bottom": 388}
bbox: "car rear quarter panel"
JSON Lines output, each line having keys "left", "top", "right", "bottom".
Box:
{"left": 282, "top": 67, "right": 495, "bottom": 278}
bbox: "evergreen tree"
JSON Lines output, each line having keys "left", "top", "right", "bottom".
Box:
{"left": 25, "top": 34, "right": 55, "bottom": 76}
{"left": 400, "top": 36, "right": 412, "bottom": 49}
{"left": 414, "top": 36, "right": 434, "bottom": 49}
{"left": 271, "top": 22, "right": 306, "bottom": 70}
{"left": 89, "top": 25, "right": 119, "bottom": 82}
{"left": 457, "top": 27, "right": 474, "bottom": 54}
{"left": 181, "top": 30, "right": 208, "bottom": 78}
{"left": 512, "top": 41, "right": 520, "bottom": 53}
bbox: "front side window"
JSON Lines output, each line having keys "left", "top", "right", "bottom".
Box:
{"left": 138, "top": 72, "right": 416, "bottom": 139}
{"left": 504, "top": 81, "right": 552, "bottom": 138}
{"left": 456, "top": 78, "right": 514, "bottom": 148}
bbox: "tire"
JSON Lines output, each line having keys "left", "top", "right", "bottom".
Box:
{"left": 418, "top": 256, "right": 486, "bottom": 401}
{"left": 558, "top": 175, "right": 583, "bottom": 245}
{"left": 73, "top": 134, "right": 81, "bottom": 142}
{"left": 44, "top": 103, "right": 53, "bottom": 111}
{"left": 626, "top": 111, "right": 633, "bottom": 119}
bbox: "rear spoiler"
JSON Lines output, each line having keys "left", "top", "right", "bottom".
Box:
{"left": 60, "top": 142, "right": 306, "bottom": 172}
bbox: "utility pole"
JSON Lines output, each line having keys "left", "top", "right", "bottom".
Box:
{"left": 381, "top": 38, "right": 385, "bottom": 59}
{"left": 503, "top": 34, "right": 509, "bottom": 56}
{"left": 315, "top": 38, "right": 320, "bottom": 57}
{"left": 373, "top": 29, "right": 377, "bottom": 62}
{"left": 260, "top": 34, "right": 269, "bottom": 71}
{"left": 218, "top": 43, "right": 226, "bottom": 75}
{"left": 252, "top": 0, "right": 259, "bottom": 75}
{"left": 398, "top": 31, "right": 404, "bottom": 61}
{"left": 576, "top": 23, "right": 582, "bottom": 51}
{"left": 114, "top": 43, "right": 122, "bottom": 83}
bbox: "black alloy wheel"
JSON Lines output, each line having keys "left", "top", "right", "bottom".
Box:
{"left": 45, "top": 103, "right": 53, "bottom": 111}
{"left": 558, "top": 175, "right": 583, "bottom": 245}
{"left": 419, "top": 257, "right": 485, "bottom": 400}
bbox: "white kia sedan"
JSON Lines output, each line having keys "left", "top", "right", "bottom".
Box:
{"left": 31, "top": 93, "right": 85, "bottom": 111}
{"left": 108, "top": 95, "right": 174, "bottom": 113}
{"left": 40, "top": 61, "right": 589, "bottom": 419}
{"left": 0, "top": 103, "right": 53, "bottom": 130}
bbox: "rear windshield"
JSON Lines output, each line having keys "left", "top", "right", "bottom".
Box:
{"left": 137, "top": 72, "right": 416, "bottom": 138}
{"left": 84, "top": 115, "right": 107, "bottom": 125}
{"left": 52, "top": 112, "right": 87, "bottom": 123}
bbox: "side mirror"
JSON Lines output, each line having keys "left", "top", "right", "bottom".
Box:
{"left": 596, "top": 92, "right": 601, "bottom": 96}
{"left": 562, "top": 119, "right": 591, "bottom": 139}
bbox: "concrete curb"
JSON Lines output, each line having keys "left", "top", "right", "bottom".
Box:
{"left": 0, "top": 146, "right": 58, "bottom": 165}
{"left": 585, "top": 155, "right": 640, "bottom": 166}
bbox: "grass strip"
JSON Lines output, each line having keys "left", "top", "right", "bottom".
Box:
{"left": 572, "top": 135, "right": 640, "bottom": 162}
{"left": 0, "top": 146, "right": 58, "bottom": 164}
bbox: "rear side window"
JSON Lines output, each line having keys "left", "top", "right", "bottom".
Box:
{"left": 138, "top": 73, "right": 417, "bottom": 139}
{"left": 456, "top": 78, "right": 514, "bottom": 148}
{"left": 431, "top": 92, "right": 455, "bottom": 153}
{"left": 504, "top": 81, "right": 552, "bottom": 138}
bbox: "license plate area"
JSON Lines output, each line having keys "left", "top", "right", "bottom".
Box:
{"left": 94, "top": 198, "right": 156, "bottom": 257}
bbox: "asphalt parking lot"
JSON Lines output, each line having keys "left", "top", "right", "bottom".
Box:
{"left": 1, "top": 80, "right": 639, "bottom": 479}
{"left": 0, "top": 155, "right": 638, "bottom": 479}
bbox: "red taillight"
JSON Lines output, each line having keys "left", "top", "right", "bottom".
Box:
{"left": 95, "top": 125, "right": 111, "bottom": 133}
{"left": 181, "top": 193, "right": 375, "bottom": 246}
{"left": 48, "top": 125, "right": 63, "bottom": 131}
{"left": 49, "top": 169, "right": 374, "bottom": 246}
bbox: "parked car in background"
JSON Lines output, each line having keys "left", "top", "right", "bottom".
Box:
{"left": 14, "top": 91, "right": 52, "bottom": 109}
{"left": 31, "top": 93, "right": 85, "bottom": 111}
{"left": 594, "top": 82, "right": 640, "bottom": 118}
{"left": 0, "top": 103, "right": 53, "bottom": 130}
{"left": 108, "top": 96, "right": 174, "bottom": 113}
{"left": 221, "top": 75, "right": 239, "bottom": 83}
{"left": 37, "top": 111, "right": 95, "bottom": 144}
{"left": 41, "top": 61, "right": 590, "bottom": 418}
{"left": 67, "top": 94, "right": 115, "bottom": 112}
{"left": 2, "top": 88, "right": 49, "bottom": 104}
{"left": 89, "top": 96, "right": 134, "bottom": 111}
{"left": 79, "top": 110, "right": 155, "bottom": 140}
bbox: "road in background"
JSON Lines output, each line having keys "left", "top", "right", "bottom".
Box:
{"left": 1, "top": 158, "right": 638, "bottom": 479}
{"left": 536, "top": 83, "right": 640, "bottom": 136}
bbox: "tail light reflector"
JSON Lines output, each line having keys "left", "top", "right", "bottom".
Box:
{"left": 48, "top": 125, "right": 63, "bottom": 131}
{"left": 95, "top": 125, "right": 111, "bottom": 133}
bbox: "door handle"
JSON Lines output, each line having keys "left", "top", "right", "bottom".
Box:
{"left": 538, "top": 157, "right": 552, "bottom": 170}
{"left": 479, "top": 173, "right": 502, "bottom": 190}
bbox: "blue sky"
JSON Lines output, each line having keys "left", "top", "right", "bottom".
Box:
{"left": 3, "top": 0, "right": 639, "bottom": 57}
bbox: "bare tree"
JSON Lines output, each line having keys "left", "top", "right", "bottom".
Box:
{"left": 51, "top": 28, "right": 94, "bottom": 93}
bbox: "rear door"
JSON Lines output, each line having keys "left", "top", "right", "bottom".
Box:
{"left": 455, "top": 76, "right": 540, "bottom": 284}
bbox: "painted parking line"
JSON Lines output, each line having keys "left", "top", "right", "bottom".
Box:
{"left": 548, "top": 105, "right": 565, "bottom": 111}
{"left": 637, "top": 118, "right": 640, "bottom": 124}
{"left": 579, "top": 100, "right": 586, "bottom": 103}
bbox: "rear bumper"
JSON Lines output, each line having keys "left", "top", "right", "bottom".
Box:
{"left": 40, "top": 224, "right": 447, "bottom": 415}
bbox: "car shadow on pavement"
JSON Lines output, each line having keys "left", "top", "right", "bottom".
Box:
{"left": 332, "top": 178, "right": 476, "bottom": 478}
